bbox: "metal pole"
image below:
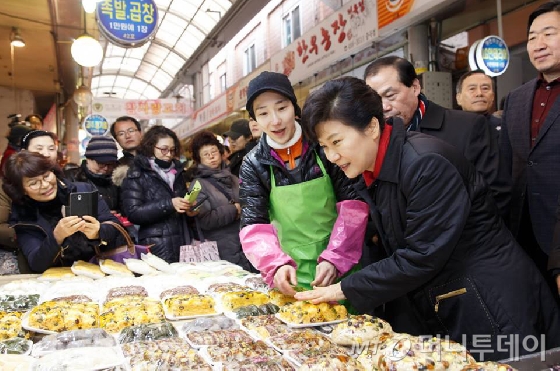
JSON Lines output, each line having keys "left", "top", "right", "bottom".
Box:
{"left": 497, "top": 0, "right": 504, "bottom": 38}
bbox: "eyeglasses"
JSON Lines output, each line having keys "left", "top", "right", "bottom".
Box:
{"left": 201, "top": 150, "right": 220, "bottom": 159}
{"left": 91, "top": 159, "right": 116, "bottom": 169}
{"left": 116, "top": 128, "right": 139, "bottom": 138}
{"left": 155, "top": 146, "right": 177, "bottom": 155}
{"left": 26, "top": 171, "right": 55, "bottom": 191}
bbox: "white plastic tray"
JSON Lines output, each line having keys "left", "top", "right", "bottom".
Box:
{"left": 20, "top": 311, "right": 57, "bottom": 335}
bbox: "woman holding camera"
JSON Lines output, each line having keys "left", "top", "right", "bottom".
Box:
{"left": 2, "top": 151, "right": 122, "bottom": 273}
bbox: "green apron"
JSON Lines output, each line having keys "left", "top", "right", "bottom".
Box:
{"left": 268, "top": 153, "right": 342, "bottom": 289}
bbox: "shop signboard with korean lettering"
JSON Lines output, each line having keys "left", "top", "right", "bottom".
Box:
{"left": 83, "top": 114, "right": 110, "bottom": 136}
{"left": 233, "top": 61, "right": 271, "bottom": 111}
{"left": 97, "top": 0, "right": 158, "bottom": 47}
{"left": 271, "top": 0, "right": 377, "bottom": 84}
{"left": 92, "top": 98, "right": 191, "bottom": 121}
{"left": 187, "top": 93, "right": 230, "bottom": 136}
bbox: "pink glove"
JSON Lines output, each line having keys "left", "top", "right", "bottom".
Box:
{"left": 240, "top": 224, "right": 296, "bottom": 286}
{"left": 319, "top": 200, "right": 369, "bottom": 276}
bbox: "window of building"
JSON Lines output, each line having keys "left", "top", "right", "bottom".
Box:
{"left": 283, "top": 5, "right": 301, "bottom": 47}
{"left": 208, "top": 72, "right": 214, "bottom": 100}
{"left": 244, "top": 44, "right": 256, "bottom": 75}
{"left": 220, "top": 73, "right": 227, "bottom": 93}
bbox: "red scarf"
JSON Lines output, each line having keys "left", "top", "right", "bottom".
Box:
{"left": 362, "top": 124, "right": 393, "bottom": 187}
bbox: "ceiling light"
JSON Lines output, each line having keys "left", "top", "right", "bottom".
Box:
{"left": 10, "top": 27, "right": 25, "bottom": 48}
{"left": 71, "top": 34, "right": 103, "bottom": 67}
{"left": 82, "top": 0, "right": 97, "bottom": 13}
{"left": 73, "top": 84, "right": 93, "bottom": 107}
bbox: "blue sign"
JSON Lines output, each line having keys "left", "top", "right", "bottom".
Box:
{"left": 475, "top": 36, "right": 509, "bottom": 77}
{"left": 97, "top": 0, "right": 158, "bottom": 47}
{"left": 83, "top": 114, "right": 109, "bottom": 136}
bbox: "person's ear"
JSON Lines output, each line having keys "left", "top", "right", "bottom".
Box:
{"left": 365, "top": 118, "right": 381, "bottom": 140}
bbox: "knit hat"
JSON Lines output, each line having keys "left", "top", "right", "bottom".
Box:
{"left": 246, "top": 71, "right": 301, "bottom": 120}
{"left": 7, "top": 124, "right": 32, "bottom": 147}
{"left": 85, "top": 136, "right": 118, "bottom": 163}
{"left": 223, "top": 119, "right": 252, "bottom": 140}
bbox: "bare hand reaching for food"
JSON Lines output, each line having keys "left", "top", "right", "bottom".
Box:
{"left": 294, "top": 282, "right": 345, "bottom": 304}
{"left": 273, "top": 265, "right": 297, "bottom": 296}
{"left": 311, "top": 261, "right": 338, "bottom": 287}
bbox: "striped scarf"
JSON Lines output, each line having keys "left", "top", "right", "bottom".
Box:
{"left": 407, "top": 93, "right": 429, "bottom": 132}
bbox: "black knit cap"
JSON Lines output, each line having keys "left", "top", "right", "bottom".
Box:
{"left": 85, "top": 136, "right": 118, "bottom": 164}
{"left": 246, "top": 71, "right": 301, "bottom": 120}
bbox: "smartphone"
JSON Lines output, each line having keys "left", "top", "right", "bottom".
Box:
{"left": 69, "top": 190, "right": 98, "bottom": 219}
{"left": 185, "top": 180, "right": 202, "bottom": 203}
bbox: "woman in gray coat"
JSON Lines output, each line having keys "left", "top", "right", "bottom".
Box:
{"left": 189, "top": 131, "right": 253, "bottom": 271}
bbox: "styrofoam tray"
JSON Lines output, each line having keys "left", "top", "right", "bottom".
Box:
{"left": 20, "top": 311, "right": 58, "bottom": 335}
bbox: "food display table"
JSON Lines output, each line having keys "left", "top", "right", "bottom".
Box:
{"left": 0, "top": 259, "right": 556, "bottom": 370}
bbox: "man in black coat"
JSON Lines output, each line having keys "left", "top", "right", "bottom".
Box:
{"left": 365, "top": 56, "right": 510, "bottom": 220}
{"left": 110, "top": 116, "right": 143, "bottom": 167}
{"left": 223, "top": 119, "right": 253, "bottom": 177}
{"left": 456, "top": 69, "right": 502, "bottom": 141}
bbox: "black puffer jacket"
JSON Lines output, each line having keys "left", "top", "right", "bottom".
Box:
{"left": 68, "top": 161, "right": 120, "bottom": 212}
{"left": 121, "top": 155, "right": 190, "bottom": 262}
{"left": 239, "top": 135, "right": 359, "bottom": 228}
{"left": 342, "top": 120, "right": 560, "bottom": 359}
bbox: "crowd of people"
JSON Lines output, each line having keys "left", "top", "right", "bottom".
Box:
{"left": 0, "top": 0, "right": 559, "bottom": 361}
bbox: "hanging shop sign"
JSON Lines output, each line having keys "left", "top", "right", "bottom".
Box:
{"left": 91, "top": 98, "right": 192, "bottom": 120}
{"left": 97, "top": 0, "right": 158, "bottom": 47}
{"left": 83, "top": 114, "right": 109, "bottom": 136}
{"left": 468, "top": 36, "right": 509, "bottom": 77}
{"left": 186, "top": 92, "right": 231, "bottom": 136}
{"left": 270, "top": 0, "right": 378, "bottom": 84}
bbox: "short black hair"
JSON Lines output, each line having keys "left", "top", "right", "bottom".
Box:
{"left": 301, "top": 76, "right": 385, "bottom": 142}
{"left": 110, "top": 116, "right": 141, "bottom": 139}
{"left": 190, "top": 131, "right": 222, "bottom": 164}
{"left": 137, "top": 125, "right": 181, "bottom": 158}
{"left": 364, "top": 56, "right": 418, "bottom": 87}
{"left": 456, "top": 69, "right": 494, "bottom": 94}
{"left": 528, "top": 1, "right": 560, "bottom": 34}
{"left": 21, "top": 130, "right": 58, "bottom": 150}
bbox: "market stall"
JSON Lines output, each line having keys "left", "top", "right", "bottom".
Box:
{"left": 0, "top": 256, "right": 555, "bottom": 370}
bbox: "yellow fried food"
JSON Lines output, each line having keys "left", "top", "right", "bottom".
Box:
{"left": 100, "top": 297, "right": 164, "bottom": 333}
{"left": 164, "top": 294, "right": 216, "bottom": 317}
{"left": 221, "top": 291, "right": 270, "bottom": 311}
{"left": 28, "top": 301, "right": 99, "bottom": 332}
{"left": 0, "top": 311, "right": 24, "bottom": 340}
{"left": 277, "top": 301, "right": 348, "bottom": 324}
{"left": 268, "top": 289, "right": 297, "bottom": 307}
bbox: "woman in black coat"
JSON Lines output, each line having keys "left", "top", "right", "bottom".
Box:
{"left": 296, "top": 77, "right": 560, "bottom": 360}
{"left": 121, "top": 126, "right": 193, "bottom": 263}
{"left": 3, "top": 152, "right": 122, "bottom": 272}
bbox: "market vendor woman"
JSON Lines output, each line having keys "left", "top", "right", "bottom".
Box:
{"left": 239, "top": 71, "right": 368, "bottom": 295}
{"left": 295, "top": 77, "right": 560, "bottom": 359}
